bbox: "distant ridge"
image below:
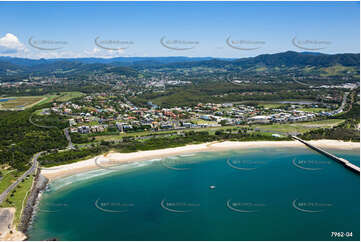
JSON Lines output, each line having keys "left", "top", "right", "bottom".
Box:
{"left": 152, "top": 51, "right": 360, "bottom": 69}
{"left": 0, "top": 56, "right": 232, "bottom": 66}
{"left": 0, "top": 51, "right": 359, "bottom": 78}
{"left": 0, "top": 51, "right": 359, "bottom": 67}
{"left": 232, "top": 51, "right": 360, "bottom": 67}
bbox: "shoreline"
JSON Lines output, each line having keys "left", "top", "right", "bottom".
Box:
{"left": 0, "top": 208, "right": 27, "bottom": 241}
{"left": 41, "top": 140, "right": 360, "bottom": 181}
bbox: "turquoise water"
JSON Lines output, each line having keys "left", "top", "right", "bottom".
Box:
{"left": 28, "top": 146, "right": 360, "bottom": 241}
{"left": 329, "top": 148, "right": 360, "bottom": 166}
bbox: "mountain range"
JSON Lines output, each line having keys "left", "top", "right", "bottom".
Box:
{"left": 0, "top": 51, "right": 359, "bottom": 78}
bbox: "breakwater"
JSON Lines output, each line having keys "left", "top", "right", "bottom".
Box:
{"left": 19, "top": 168, "right": 49, "bottom": 234}
{"left": 292, "top": 136, "right": 360, "bottom": 174}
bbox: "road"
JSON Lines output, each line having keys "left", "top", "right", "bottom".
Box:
{"left": 28, "top": 113, "right": 56, "bottom": 129}
{"left": 291, "top": 77, "right": 310, "bottom": 87}
{"left": 64, "top": 128, "right": 74, "bottom": 149}
{"left": 0, "top": 152, "right": 42, "bottom": 204}
{"left": 336, "top": 92, "right": 349, "bottom": 113}
{"left": 290, "top": 78, "right": 352, "bottom": 113}
{"left": 30, "top": 112, "right": 74, "bottom": 150}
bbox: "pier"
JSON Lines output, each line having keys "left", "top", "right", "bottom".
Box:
{"left": 292, "top": 136, "right": 360, "bottom": 174}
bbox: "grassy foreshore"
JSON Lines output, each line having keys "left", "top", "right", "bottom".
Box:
{"left": 0, "top": 175, "right": 34, "bottom": 241}
{"left": 0, "top": 175, "right": 34, "bottom": 226}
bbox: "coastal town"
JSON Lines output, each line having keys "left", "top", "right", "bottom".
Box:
{"left": 44, "top": 92, "right": 346, "bottom": 137}
{"left": 0, "top": 65, "right": 359, "bottom": 241}
{"left": 0, "top": 27, "right": 359, "bottom": 241}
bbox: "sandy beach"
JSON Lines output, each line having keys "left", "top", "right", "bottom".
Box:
{"left": 0, "top": 208, "right": 26, "bottom": 241}
{"left": 41, "top": 140, "right": 360, "bottom": 181}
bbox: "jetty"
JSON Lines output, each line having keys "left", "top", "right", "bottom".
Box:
{"left": 292, "top": 136, "right": 360, "bottom": 174}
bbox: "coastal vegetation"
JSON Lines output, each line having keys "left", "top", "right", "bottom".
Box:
{"left": 0, "top": 169, "right": 22, "bottom": 194}
{"left": 53, "top": 92, "right": 85, "bottom": 102}
{"left": 70, "top": 133, "right": 91, "bottom": 144}
{"left": 252, "top": 119, "right": 345, "bottom": 134}
{"left": 300, "top": 89, "right": 360, "bottom": 141}
{"left": 0, "top": 106, "right": 68, "bottom": 171}
{"left": 338, "top": 103, "right": 360, "bottom": 120}
{"left": 299, "top": 119, "right": 360, "bottom": 142}
{"left": 39, "top": 129, "right": 290, "bottom": 167}
{"left": 0, "top": 174, "right": 34, "bottom": 226}
{"left": 39, "top": 146, "right": 105, "bottom": 167}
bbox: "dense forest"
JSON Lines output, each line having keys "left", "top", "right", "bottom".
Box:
{"left": 130, "top": 82, "right": 342, "bottom": 107}
{"left": 0, "top": 105, "right": 68, "bottom": 170}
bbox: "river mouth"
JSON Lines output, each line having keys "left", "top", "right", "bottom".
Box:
{"left": 28, "top": 147, "right": 360, "bottom": 241}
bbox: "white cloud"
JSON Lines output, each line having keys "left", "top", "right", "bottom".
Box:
{"left": 82, "top": 47, "right": 125, "bottom": 58}
{"left": 0, "top": 33, "right": 131, "bottom": 59}
{"left": 0, "top": 33, "right": 26, "bottom": 54}
{"left": 18, "top": 47, "right": 127, "bottom": 59}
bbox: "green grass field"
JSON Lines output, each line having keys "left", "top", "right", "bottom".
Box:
{"left": 254, "top": 119, "right": 345, "bottom": 134}
{"left": 299, "top": 119, "right": 345, "bottom": 127}
{"left": 296, "top": 108, "right": 330, "bottom": 113}
{"left": 93, "top": 125, "right": 244, "bottom": 142}
{"left": 33, "top": 108, "right": 48, "bottom": 116}
{"left": 260, "top": 103, "right": 287, "bottom": 109}
{"left": 0, "top": 174, "right": 34, "bottom": 226}
{"left": 55, "top": 92, "right": 85, "bottom": 102}
{"left": 34, "top": 94, "right": 60, "bottom": 106}
{"left": 320, "top": 65, "right": 357, "bottom": 77}
{"left": 254, "top": 123, "right": 311, "bottom": 134}
{"left": 0, "top": 169, "right": 23, "bottom": 195}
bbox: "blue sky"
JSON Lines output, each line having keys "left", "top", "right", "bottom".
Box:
{"left": 0, "top": 1, "right": 359, "bottom": 58}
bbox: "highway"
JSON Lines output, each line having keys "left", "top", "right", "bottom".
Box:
{"left": 336, "top": 92, "right": 349, "bottom": 113}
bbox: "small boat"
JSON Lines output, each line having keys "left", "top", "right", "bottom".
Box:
{"left": 209, "top": 185, "right": 216, "bottom": 190}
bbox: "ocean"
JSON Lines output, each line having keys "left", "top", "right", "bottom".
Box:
{"left": 28, "top": 146, "right": 360, "bottom": 241}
